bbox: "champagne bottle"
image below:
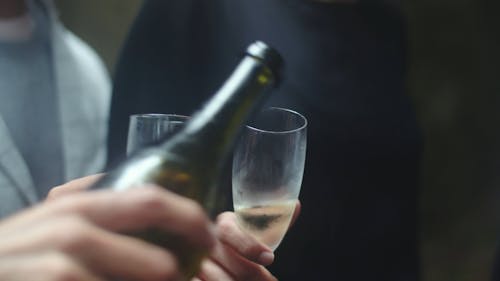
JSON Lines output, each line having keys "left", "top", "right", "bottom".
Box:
{"left": 89, "top": 41, "right": 283, "bottom": 279}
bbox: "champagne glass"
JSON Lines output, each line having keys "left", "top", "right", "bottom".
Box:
{"left": 126, "top": 113, "right": 189, "bottom": 156}
{"left": 232, "top": 107, "right": 307, "bottom": 250}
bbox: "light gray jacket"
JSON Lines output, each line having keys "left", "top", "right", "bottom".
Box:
{"left": 0, "top": 0, "right": 111, "bottom": 217}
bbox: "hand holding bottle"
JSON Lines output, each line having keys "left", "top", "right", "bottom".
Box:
{"left": 0, "top": 186, "right": 214, "bottom": 281}
{"left": 46, "top": 175, "right": 285, "bottom": 281}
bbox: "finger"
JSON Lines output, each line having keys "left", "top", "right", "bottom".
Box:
{"left": 1, "top": 186, "right": 216, "bottom": 261}
{"left": 0, "top": 252, "right": 105, "bottom": 281}
{"left": 46, "top": 174, "right": 105, "bottom": 201}
{"left": 0, "top": 216, "right": 181, "bottom": 281}
{"left": 60, "top": 218, "right": 181, "bottom": 281}
{"left": 64, "top": 187, "right": 215, "bottom": 249}
{"left": 196, "top": 259, "right": 233, "bottom": 281}
{"left": 215, "top": 212, "right": 274, "bottom": 265}
{"left": 1, "top": 187, "right": 215, "bottom": 256}
{"left": 208, "top": 239, "right": 277, "bottom": 281}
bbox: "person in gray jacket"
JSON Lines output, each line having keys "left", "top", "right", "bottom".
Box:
{"left": 0, "top": 0, "right": 110, "bottom": 218}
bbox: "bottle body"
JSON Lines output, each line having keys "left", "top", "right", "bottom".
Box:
{"left": 90, "top": 41, "right": 282, "bottom": 279}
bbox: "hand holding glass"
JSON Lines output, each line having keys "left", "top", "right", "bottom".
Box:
{"left": 232, "top": 107, "right": 307, "bottom": 250}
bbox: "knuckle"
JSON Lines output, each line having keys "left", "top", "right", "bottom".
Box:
{"left": 136, "top": 187, "right": 168, "bottom": 210}
{"left": 150, "top": 259, "right": 180, "bottom": 281}
{"left": 137, "top": 186, "right": 208, "bottom": 226}
{"left": 185, "top": 201, "right": 207, "bottom": 224}
{"left": 46, "top": 187, "right": 61, "bottom": 200}
{"left": 134, "top": 248, "right": 180, "bottom": 281}
{"left": 52, "top": 217, "right": 94, "bottom": 253}
{"left": 183, "top": 202, "right": 211, "bottom": 232}
{"left": 216, "top": 217, "right": 248, "bottom": 247}
{"left": 216, "top": 216, "right": 236, "bottom": 237}
{"left": 43, "top": 253, "right": 81, "bottom": 281}
{"left": 52, "top": 194, "right": 88, "bottom": 214}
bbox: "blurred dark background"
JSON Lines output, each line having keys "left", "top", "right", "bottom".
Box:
{"left": 405, "top": 1, "right": 500, "bottom": 280}
{"left": 55, "top": 1, "right": 500, "bottom": 280}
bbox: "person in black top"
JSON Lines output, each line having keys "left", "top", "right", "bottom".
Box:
{"left": 107, "top": 1, "right": 422, "bottom": 280}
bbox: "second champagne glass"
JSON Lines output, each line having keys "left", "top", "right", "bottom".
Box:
{"left": 232, "top": 107, "right": 307, "bottom": 250}
{"left": 126, "top": 113, "right": 189, "bottom": 156}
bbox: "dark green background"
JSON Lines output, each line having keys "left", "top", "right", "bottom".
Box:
{"left": 55, "top": 1, "right": 500, "bottom": 280}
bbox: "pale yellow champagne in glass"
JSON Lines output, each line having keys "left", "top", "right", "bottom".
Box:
{"left": 232, "top": 107, "right": 307, "bottom": 250}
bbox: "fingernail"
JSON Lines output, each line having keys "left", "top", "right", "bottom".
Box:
{"left": 258, "top": 251, "right": 275, "bottom": 265}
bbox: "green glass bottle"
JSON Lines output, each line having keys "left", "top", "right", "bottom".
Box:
{"left": 90, "top": 41, "right": 283, "bottom": 280}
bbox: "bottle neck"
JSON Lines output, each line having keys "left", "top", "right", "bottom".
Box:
{"left": 162, "top": 56, "right": 276, "bottom": 165}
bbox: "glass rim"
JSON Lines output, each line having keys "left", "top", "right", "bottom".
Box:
{"left": 129, "top": 113, "right": 190, "bottom": 120}
{"left": 246, "top": 107, "right": 307, "bottom": 134}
